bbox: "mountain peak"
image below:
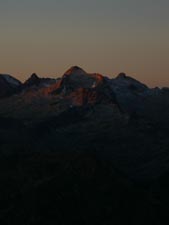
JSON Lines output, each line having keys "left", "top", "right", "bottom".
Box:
{"left": 117, "top": 73, "right": 127, "bottom": 79}
{"left": 64, "top": 66, "right": 87, "bottom": 76}
{"left": 30, "top": 73, "right": 39, "bottom": 79}
{"left": 24, "top": 73, "right": 40, "bottom": 87}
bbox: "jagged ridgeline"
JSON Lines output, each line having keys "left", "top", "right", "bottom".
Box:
{"left": 0, "top": 66, "right": 150, "bottom": 114}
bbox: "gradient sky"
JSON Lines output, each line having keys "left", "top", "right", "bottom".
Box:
{"left": 0, "top": 0, "right": 169, "bottom": 87}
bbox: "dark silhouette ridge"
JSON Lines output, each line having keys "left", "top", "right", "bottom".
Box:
{"left": 24, "top": 73, "right": 40, "bottom": 87}
{"left": 117, "top": 72, "right": 127, "bottom": 78}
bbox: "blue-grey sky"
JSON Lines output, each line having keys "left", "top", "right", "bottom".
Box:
{"left": 0, "top": 0, "right": 169, "bottom": 86}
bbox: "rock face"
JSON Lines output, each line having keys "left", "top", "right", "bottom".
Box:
{"left": 0, "top": 74, "right": 22, "bottom": 98}
{"left": 51, "top": 66, "right": 105, "bottom": 94}
{"left": 66, "top": 87, "right": 111, "bottom": 106}
{"left": 48, "top": 66, "right": 117, "bottom": 107}
{"left": 109, "top": 73, "right": 150, "bottom": 113}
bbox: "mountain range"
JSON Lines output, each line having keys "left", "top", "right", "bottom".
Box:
{"left": 0, "top": 66, "right": 160, "bottom": 115}
{"left": 1, "top": 66, "right": 169, "bottom": 225}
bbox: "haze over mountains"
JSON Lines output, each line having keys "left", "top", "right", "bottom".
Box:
{"left": 1, "top": 66, "right": 169, "bottom": 224}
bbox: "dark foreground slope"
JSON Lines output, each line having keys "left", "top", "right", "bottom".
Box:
{"left": 0, "top": 67, "right": 169, "bottom": 224}
{"left": 1, "top": 153, "right": 169, "bottom": 225}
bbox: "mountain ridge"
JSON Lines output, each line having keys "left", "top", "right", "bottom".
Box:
{"left": 0, "top": 66, "right": 151, "bottom": 88}
{"left": 0, "top": 66, "right": 163, "bottom": 117}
